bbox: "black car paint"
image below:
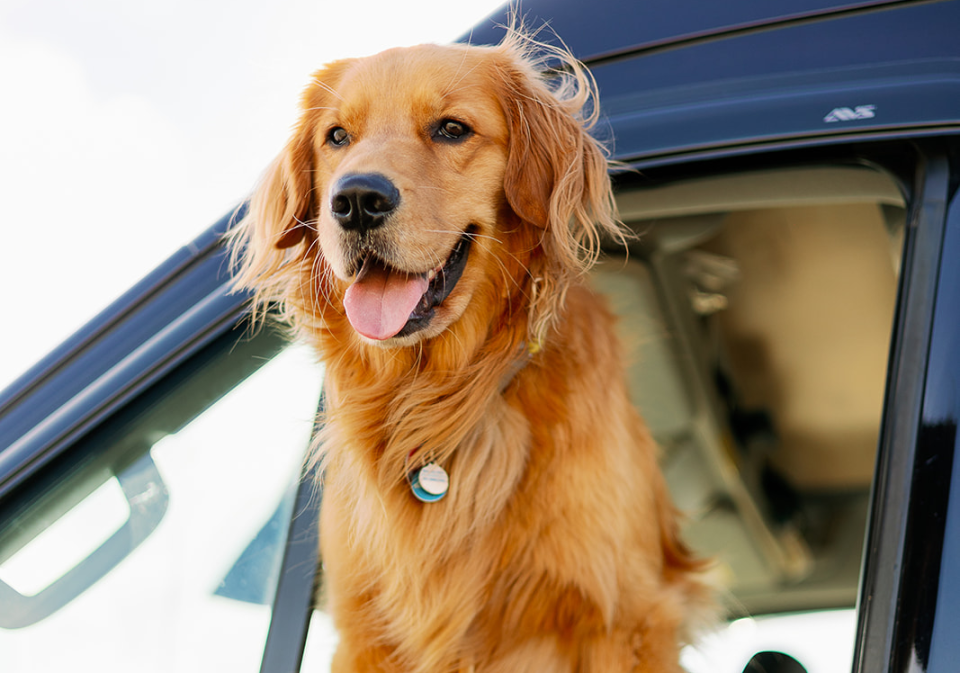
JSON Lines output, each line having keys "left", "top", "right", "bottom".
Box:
{"left": 851, "top": 149, "right": 957, "bottom": 673}
{"left": 1, "top": 2, "right": 959, "bottom": 672}
{"left": 894, "top": 164, "right": 960, "bottom": 673}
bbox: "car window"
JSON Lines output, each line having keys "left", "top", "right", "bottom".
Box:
{"left": 0, "top": 330, "right": 324, "bottom": 673}
{"left": 597, "top": 165, "right": 905, "bottom": 673}
{"left": 290, "top": 163, "right": 906, "bottom": 673}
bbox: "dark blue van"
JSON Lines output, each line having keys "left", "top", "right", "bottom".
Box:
{"left": 1, "top": 2, "right": 958, "bottom": 671}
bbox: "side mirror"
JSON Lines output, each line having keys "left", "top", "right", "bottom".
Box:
{"left": 743, "top": 651, "right": 808, "bottom": 673}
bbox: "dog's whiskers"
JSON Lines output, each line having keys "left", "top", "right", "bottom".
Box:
{"left": 290, "top": 216, "right": 314, "bottom": 230}
{"left": 463, "top": 230, "right": 504, "bottom": 246}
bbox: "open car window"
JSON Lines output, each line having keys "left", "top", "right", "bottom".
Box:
{"left": 594, "top": 164, "right": 904, "bottom": 672}
{"left": 299, "top": 162, "right": 908, "bottom": 673}
{"left": 293, "top": 163, "right": 906, "bottom": 673}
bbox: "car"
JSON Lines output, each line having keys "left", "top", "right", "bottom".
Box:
{"left": 1, "top": 1, "right": 959, "bottom": 671}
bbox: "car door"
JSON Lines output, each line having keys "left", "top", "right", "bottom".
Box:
{"left": 0, "top": 321, "right": 326, "bottom": 671}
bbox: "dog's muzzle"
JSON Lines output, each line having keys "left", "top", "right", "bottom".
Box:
{"left": 343, "top": 228, "right": 475, "bottom": 341}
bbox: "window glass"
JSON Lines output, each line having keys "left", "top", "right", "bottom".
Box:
{"left": 0, "top": 336, "right": 323, "bottom": 673}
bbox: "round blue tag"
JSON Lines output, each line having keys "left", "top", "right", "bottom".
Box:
{"left": 409, "top": 463, "right": 449, "bottom": 503}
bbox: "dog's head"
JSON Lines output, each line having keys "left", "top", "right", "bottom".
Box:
{"left": 232, "top": 31, "right": 623, "bottom": 350}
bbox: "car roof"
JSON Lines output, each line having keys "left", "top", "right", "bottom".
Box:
{"left": 465, "top": 0, "right": 907, "bottom": 62}
{"left": 466, "top": 0, "right": 960, "bottom": 165}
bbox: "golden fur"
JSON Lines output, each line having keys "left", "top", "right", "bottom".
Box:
{"left": 231, "top": 28, "right": 711, "bottom": 673}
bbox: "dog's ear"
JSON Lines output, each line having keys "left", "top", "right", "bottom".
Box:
{"left": 499, "top": 66, "right": 608, "bottom": 235}
{"left": 228, "top": 61, "right": 353, "bottom": 310}
{"left": 495, "top": 38, "right": 626, "bottom": 342}
{"left": 252, "top": 60, "right": 357, "bottom": 252}
{"left": 264, "top": 135, "right": 317, "bottom": 250}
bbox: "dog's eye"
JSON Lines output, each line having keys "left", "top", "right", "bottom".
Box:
{"left": 327, "top": 127, "right": 350, "bottom": 147}
{"left": 436, "top": 119, "right": 471, "bottom": 142}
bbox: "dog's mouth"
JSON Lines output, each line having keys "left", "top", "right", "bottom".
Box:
{"left": 343, "top": 228, "right": 475, "bottom": 341}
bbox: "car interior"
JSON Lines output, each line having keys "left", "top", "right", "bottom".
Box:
{"left": 596, "top": 164, "right": 905, "bottom": 617}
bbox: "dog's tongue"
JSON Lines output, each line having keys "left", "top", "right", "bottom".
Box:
{"left": 344, "top": 257, "right": 429, "bottom": 340}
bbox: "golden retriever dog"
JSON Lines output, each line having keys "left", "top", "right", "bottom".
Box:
{"left": 231, "top": 27, "right": 711, "bottom": 673}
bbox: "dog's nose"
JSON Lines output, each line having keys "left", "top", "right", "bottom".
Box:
{"left": 330, "top": 173, "right": 400, "bottom": 233}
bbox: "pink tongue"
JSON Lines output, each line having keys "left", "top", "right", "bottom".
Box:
{"left": 343, "top": 261, "right": 429, "bottom": 340}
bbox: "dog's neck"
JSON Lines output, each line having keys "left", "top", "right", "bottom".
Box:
{"left": 317, "top": 319, "right": 539, "bottom": 495}
{"left": 497, "top": 339, "right": 540, "bottom": 392}
{"left": 403, "top": 339, "right": 540, "bottom": 502}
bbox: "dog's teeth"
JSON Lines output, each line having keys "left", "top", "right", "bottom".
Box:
{"left": 428, "top": 269, "right": 437, "bottom": 281}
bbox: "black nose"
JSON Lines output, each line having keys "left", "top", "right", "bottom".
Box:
{"left": 330, "top": 173, "right": 400, "bottom": 233}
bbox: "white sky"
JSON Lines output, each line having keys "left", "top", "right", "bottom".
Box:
{"left": 0, "top": 0, "right": 505, "bottom": 393}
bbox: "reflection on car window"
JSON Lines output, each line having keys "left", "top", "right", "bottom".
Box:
{"left": 0, "top": 333, "right": 324, "bottom": 673}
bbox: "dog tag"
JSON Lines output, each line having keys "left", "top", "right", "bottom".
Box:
{"left": 409, "top": 463, "right": 449, "bottom": 503}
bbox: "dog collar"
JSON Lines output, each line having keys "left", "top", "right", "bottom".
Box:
{"left": 406, "top": 340, "right": 540, "bottom": 503}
